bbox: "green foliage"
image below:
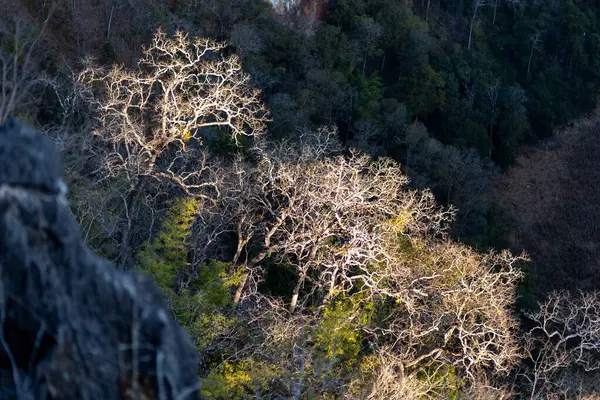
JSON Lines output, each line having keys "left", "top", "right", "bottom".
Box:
{"left": 353, "top": 72, "right": 384, "bottom": 119}
{"left": 209, "top": 131, "right": 251, "bottom": 157}
{"left": 139, "top": 198, "right": 200, "bottom": 290}
{"left": 99, "top": 41, "right": 120, "bottom": 64}
{"left": 36, "top": 0, "right": 600, "bottom": 396}
{"left": 403, "top": 64, "right": 446, "bottom": 119}
{"left": 314, "top": 299, "right": 362, "bottom": 361}
{"left": 172, "top": 261, "right": 240, "bottom": 350}
{"left": 416, "top": 363, "right": 463, "bottom": 399}
{"left": 209, "top": 0, "right": 600, "bottom": 249}
{"left": 259, "top": 261, "right": 297, "bottom": 299}
{"left": 138, "top": 199, "right": 238, "bottom": 351}
{"left": 200, "top": 359, "right": 279, "bottom": 400}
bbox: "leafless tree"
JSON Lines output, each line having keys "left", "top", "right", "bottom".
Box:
{"left": 200, "top": 128, "right": 345, "bottom": 307}
{"left": 230, "top": 23, "right": 264, "bottom": 60}
{"left": 226, "top": 243, "right": 524, "bottom": 397}
{"left": 206, "top": 127, "right": 455, "bottom": 311}
{"left": 358, "top": 346, "right": 450, "bottom": 400}
{"left": 191, "top": 126, "right": 525, "bottom": 398}
{"left": 483, "top": 79, "right": 500, "bottom": 157}
{"left": 492, "top": 0, "right": 520, "bottom": 25}
{"left": 360, "top": 346, "right": 516, "bottom": 400}
{"left": 522, "top": 291, "right": 600, "bottom": 399}
{"left": 527, "top": 31, "right": 543, "bottom": 80}
{"left": 505, "top": 0, "right": 521, "bottom": 19}
{"left": 0, "top": 16, "right": 50, "bottom": 123}
{"left": 79, "top": 29, "right": 268, "bottom": 265}
{"left": 369, "top": 244, "right": 525, "bottom": 382}
{"left": 468, "top": 0, "right": 490, "bottom": 50}
{"left": 462, "top": 374, "right": 516, "bottom": 399}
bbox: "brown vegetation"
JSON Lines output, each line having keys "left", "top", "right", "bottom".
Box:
{"left": 496, "top": 108, "right": 600, "bottom": 297}
{"left": 5, "top": 0, "right": 600, "bottom": 396}
{"left": 77, "top": 29, "right": 268, "bottom": 265}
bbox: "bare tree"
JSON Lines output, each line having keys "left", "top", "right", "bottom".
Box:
{"left": 425, "top": 0, "right": 432, "bottom": 22}
{"left": 209, "top": 127, "right": 455, "bottom": 311}
{"left": 468, "top": 0, "right": 490, "bottom": 50}
{"left": 491, "top": 0, "right": 520, "bottom": 26}
{"left": 527, "top": 31, "right": 542, "bottom": 80}
{"left": 483, "top": 79, "right": 500, "bottom": 158}
{"left": 522, "top": 291, "right": 600, "bottom": 399}
{"left": 80, "top": 29, "right": 268, "bottom": 265}
{"left": 358, "top": 346, "right": 457, "bottom": 400}
{"left": 505, "top": 0, "right": 521, "bottom": 19}
{"left": 0, "top": 16, "right": 50, "bottom": 123}
{"left": 230, "top": 23, "right": 264, "bottom": 60}
{"left": 369, "top": 244, "right": 525, "bottom": 382}
{"left": 191, "top": 126, "right": 525, "bottom": 398}
{"left": 360, "top": 347, "right": 516, "bottom": 400}
{"left": 353, "top": 16, "right": 383, "bottom": 75}
{"left": 203, "top": 128, "right": 346, "bottom": 307}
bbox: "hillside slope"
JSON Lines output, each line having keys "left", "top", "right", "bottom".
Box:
{"left": 496, "top": 108, "right": 600, "bottom": 299}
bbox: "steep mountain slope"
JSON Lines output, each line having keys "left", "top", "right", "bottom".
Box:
{"left": 496, "top": 109, "right": 600, "bottom": 299}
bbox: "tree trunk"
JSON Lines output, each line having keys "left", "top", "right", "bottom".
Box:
{"left": 117, "top": 146, "right": 162, "bottom": 268}
{"left": 232, "top": 225, "right": 251, "bottom": 266}
{"left": 292, "top": 327, "right": 308, "bottom": 399}
{"left": 488, "top": 122, "right": 494, "bottom": 159}
{"left": 233, "top": 274, "right": 247, "bottom": 306}
{"left": 233, "top": 247, "right": 272, "bottom": 306}
{"left": 569, "top": 52, "right": 573, "bottom": 70}
{"left": 106, "top": 5, "right": 114, "bottom": 40}
{"left": 118, "top": 179, "right": 146, "bottom": 268}
{"left": 362, "top": 52, "right": 367, "bottom": 75}
{"left": 233, "top": 216, "right": 286, "bottom": 307}
{"left": 527, "top": 42, "right": 535, "bottom": 79}
{"left": 425, "top": 0, "right": 431, "bottom": 22}
{"left": 118, "top": 220, "right": 133, "bottom": 267}
{"left": 326, "top": 266, "right": 339, "bottom": 302}
{"left": 290, "top": 272, "right": 307, "bottom": 312}
{"left": 468, "top": 13, "right": 477, "bottom": 50}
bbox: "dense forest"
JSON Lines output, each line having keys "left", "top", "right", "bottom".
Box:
{"left": 3, "top": 0, "right": 600, "bottom": 397}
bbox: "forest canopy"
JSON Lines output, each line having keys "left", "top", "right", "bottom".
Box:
{"left": 3, "top": 0, "right": 600, "bottom": 397}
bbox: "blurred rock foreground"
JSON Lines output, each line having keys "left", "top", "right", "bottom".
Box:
{"left": 0, "top": 120, "right": 199, "bottom": 399}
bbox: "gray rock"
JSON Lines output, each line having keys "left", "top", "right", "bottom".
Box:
{"left": 0, "top": 120, "right": 199, "bottom": 399}
{"left": 0, "top": 120, "right": 66, "bottom": 195}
